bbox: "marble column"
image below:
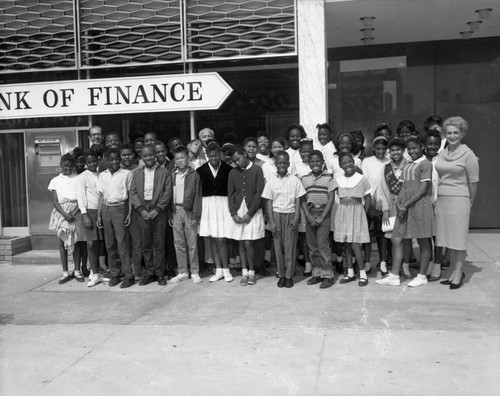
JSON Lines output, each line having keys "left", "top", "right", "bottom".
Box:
{"left": 297, "top": 0, "right": 328, "bottom": 143}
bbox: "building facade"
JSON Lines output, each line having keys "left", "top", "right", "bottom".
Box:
{"left": 1, "top": 0, "right": 498, "bottom": 245}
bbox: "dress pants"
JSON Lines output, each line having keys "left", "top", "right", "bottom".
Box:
{"left": 306, "top": 210, "right": 333, "bottom": 279}
{"left": 102, "top": 204, "right": 133, "bottom": 279}
{"left": 172, "top": 206, "right": 199, "bottom": 274}
{"left": 129, "top": 211, "right": 144, "bottom": 276}
{"left": 137, "top": 202, "right": 167, "bottom": 277}
{"left": 272, "top": 211, "right": 298, "bottom": 279}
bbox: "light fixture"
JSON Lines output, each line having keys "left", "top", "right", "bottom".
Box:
{"left": 360, "top": 16, "right": 375, "bottom": 28}
{"left": 467, "top": 21, "right": 482, "bottom": 31}
{"left": 360, "top": 28, "right": 375, "bottom": 38}
{"left": 460, "top": 31, "right": 473, "bottom": 39}
{"left": 476, "top": 8, "right": 492, "bottom": 20}
{"left": 361, "top": 37, "right": 374, "bottom": 46}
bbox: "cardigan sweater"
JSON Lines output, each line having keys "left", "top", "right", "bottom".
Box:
{"left": 196, "top": 160, "right": 232, "bottom": 197}
{"left": 227, "top": 162, "right": 265, "bottom": 217}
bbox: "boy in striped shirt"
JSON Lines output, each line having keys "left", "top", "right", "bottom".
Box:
{"left": 300, "top": 150, "right": 337, "bottom": 289}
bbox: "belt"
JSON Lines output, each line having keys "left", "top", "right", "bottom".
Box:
{"left": 175, "top": 203, "right": 183, "bottom": 206}
{"left": 104, "top": 201, "right": 126, "bottom": 207}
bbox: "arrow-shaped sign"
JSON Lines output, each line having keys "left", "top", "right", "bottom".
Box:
{"left": 0, "top": 72, "right": 233, "bottom": 119}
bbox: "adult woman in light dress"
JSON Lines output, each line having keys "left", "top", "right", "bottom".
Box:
{"left": 435, "top": 116, "right": 479, "bottom": 289}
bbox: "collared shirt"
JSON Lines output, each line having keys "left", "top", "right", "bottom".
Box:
{"left": 174, "top": 167, "right": 189, "bottom": 204}
{"left": 208, "top": 162, "right": 220, "bottom": 178}
{"left": 97, "top": 168, "right": 132, "bottom": 203}
{"left": 143, "top": 164, "right": 158, "bottom": 200}
{"left": 301, "top": 172, "right": 337, "bottom": 207}
{"left": 261, "top": 172, "right": 306, "bottom": 213}
{"left": 291, "top": 161, "right": 311, "bottom": 178}
{"left": 77, "top": 170, "right": 99, "bottom": 213}
{"left": 330, "top": 154, "right": 362, "bottom": 180}
{"left": 336, "top": 172, "right": 372, "bottom": 199}
{"left": 48, "top": 173, "right": 78, "bottom": 203}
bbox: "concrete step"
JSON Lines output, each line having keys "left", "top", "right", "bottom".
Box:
{"left": 12, "top": 250, "right": 73, "bottom": 265}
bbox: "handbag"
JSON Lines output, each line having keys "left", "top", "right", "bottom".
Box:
{"left": 382, "top": 216, "right": 396, "bottom": 233}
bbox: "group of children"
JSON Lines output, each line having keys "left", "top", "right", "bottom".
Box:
{"left": 49, "top": 115, "right": 450, "bottom": 290}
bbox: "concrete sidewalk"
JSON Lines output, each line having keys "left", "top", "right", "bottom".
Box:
{"left": 1, "top": 233, "right": 499, "bottom": 395}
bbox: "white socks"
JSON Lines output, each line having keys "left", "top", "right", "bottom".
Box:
{"left": 305, "top": 262, "right": 312, "bottom": 273}
{"left": 359, "top": 270, "right": 367, "bottom": 279}
{"left": 248, "top": 270, "right": 255, "bottom": 276}
{"left": 380, "top": 261, "right": 387, "bottom": 273}
{"left": 347, "top": 268, "right": 355, "bottom": 277}
{"left": 242, "top": 268, "right": 248, "bottom": 276}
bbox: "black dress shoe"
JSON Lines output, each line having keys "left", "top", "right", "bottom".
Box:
{"left": 440, "top": 279, "right": 452, "bottom": 285}
{"left": 320, "top": 278, "right": 334, "bottom": 289}
{"left": 158, "top": 275, "right": 167, "bottom": 286}
{"left": 81, "top": 266, "right": 90, "bottom": 278}
{"left": 109, "top": 277, "right": 121, "bottom": 287}
{"left": 307, "top": 276, "right": 322, "bottom": 285}
{"left": 277, "top": 277, "right": 286, "bottom": 288}
{"left": 450, "top": 272, "right": 465, "bottom": 290}
{"left": 139, "top": 274, "right": 157, "bottom": 286}
{"left": 120, "top": 278, "right": 135, "bottom": 289}
{"left": 285, "top": 278, "right": 294, "bottom": 288}
{"left": 303, "top": 271, "right": 312, "bottom": 278}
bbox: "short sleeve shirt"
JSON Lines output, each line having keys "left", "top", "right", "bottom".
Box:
{"left": 301, "top": 172, "right": 338, "bottom": 207}
{"left": 261, "top": 173, "right": 306, "bottom": 213}
{"left": 48, "top": 174, "right": 78, "bottom": 203}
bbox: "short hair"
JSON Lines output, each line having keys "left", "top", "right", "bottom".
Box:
{"left": 106, "top": 148, "right": 121, "bottom": 159}
{"left": 119, "top": 143, "right": 134, "bottom": 153}
{"left": 274, "top": 150, "right": 289, "bottom": 161}
{"left": 424, "top": 115, "right": 443, "bottom": 132}
{"left": 83, "top": 149, "right": 98, "bottom": 159}
{"left": 338, "top": 151, "right": 353, "bottom": 165}
{"left": 73, "top": 146, "right": 85, "bottom": 159}
{"left": 223, "top": 132, "right": 237, "bottom": 145}
{"left": 316, "top": 123, "right": 333, "bottom": 132}
{"left": 154, "top": 141, "right": 166, "bottom": 149}
{"left": 198, "top": 128, "right": 214, "bottom": 138}
{"left": 89, "top": 144, "right": 104, "bottom": 157}
{"left": 285, "top": 123, "right": 307, "bottom": 139}
{"left": 243, "top": 136, "right": 258, "bottom": 146}
{"left": 349, "top": 130, "right": 365, "bottom": 145}
{"left": 167, "top": 137, "right": 182, "bottom": 148}
{"left": 270, "top": 137, "right": 287, "bottom": 148}
{"left": 406, "top": 135, "right": 424, "bottom": 146}
{"left": 105, "top": 131, "right": 120, "bottom": 140}
{"left": 336, "top": 132, "right": 358, "bottom": 153}
{"left": 443, "top": 116, "right": 468, "bottom": 136}
{"left": 134, "top": 137, "right": 144, "bottom": 144}
{"left": 227, "top": 144, "right": 246, "bottom": 157}
{"left": 141, "top": 144, "right": 155, "bottom": 154}
{"left": 425, "top": 129, "right": 442, "bottom": 141}
{"left": 206, "top": 141, "right": 221, "bottom": 153}
{"left": 144, "top": 132, "right": 158, "bottom": 139}
{"left": 372, "top": 136, "right": 388, "bottom": 147}
{"left": 396, "top": 120, "right": 416, "bottom": 135}
{"left": 374, "top": 123, "right": 392, "bottom": 137}
{"left": 309, "top": 150, "right": 324, "bottom": 161}
{"left": 299, "top": 138, "right": 314, "bottom": 149}
{"left": 188, "top": 138, "right": 201, "bottom": 145}
{"left": 388, "top": 137, "right": 406, "bottom": 149}
{"left": 173, "top": 146, "right": 189, "bottom": 157}
{"left": 61, "top": 153, "right": 75, "bottom": 164}
{"left": 257, "top": 131, "right": 269, "bottom": 140}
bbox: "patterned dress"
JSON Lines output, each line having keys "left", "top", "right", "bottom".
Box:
{"left": 334, "top": 173, "right": 371, "bottom": 243}
{"left": 393, "top": 156, "right": 433, "bottom": 239}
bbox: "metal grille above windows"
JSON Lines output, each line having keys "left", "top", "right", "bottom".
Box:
{"left": 0, "top": 0, "right": 296, "bottom": 74}
{"left": 0, "top": 0, "right": 76, "bottom": 73}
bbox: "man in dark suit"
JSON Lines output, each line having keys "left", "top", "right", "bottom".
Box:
{"left": 130, "top": 144, "right": 172, "bottom": 286}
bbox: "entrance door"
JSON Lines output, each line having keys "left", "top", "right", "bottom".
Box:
{"left": 25, "top": 129, "right": 77, "bottom": 236}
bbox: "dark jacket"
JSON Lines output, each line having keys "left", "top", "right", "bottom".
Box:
{"left": 196, "top": 161, "right": 232, "bottom": 197}
{"left": 228, "top": 163, "right": 265, "bottom": 217}
{"left": 170, "top": 166, "right": 202, "bottom": 220}
{"left": 130, "top": 166, "right": 171, "bottom": 214}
